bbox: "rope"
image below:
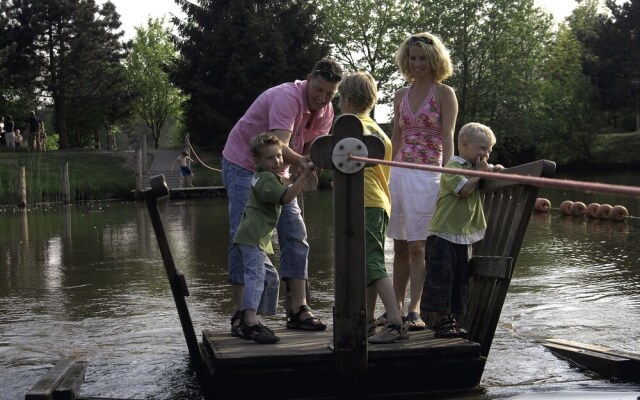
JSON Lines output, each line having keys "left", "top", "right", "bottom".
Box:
{"left": 348, "top": 155, "right": 640, "bottom": 198}
{"left": 187, "top": 141, "right": 222, "bottom": 172}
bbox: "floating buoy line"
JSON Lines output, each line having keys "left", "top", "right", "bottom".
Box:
{"left": 534, "top": 198, "right": 636, "bottom": 221}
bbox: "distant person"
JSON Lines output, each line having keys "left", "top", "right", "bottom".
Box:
{"left": 0, "top": 116, "right": 4, "bottom": 146}
{"left": 171, "top": 150, "right": 195, "bottom": 188}
{"left": 4, "top": 115, "right": 16, "bottom": 148}
{"left": 222, "top": 58, "right": 342, "bottom": 336}
{"left": 422, "top": 122, "right": 504, "bottom": 338}
{"left": 38, "top": 121, "right": 47, "bottom": 152}
{"left": 378, "top": 32, "right": 458, "bottom": 331}
{"left": 233, "top": 133, "right": 312, "bottom": 343}
{"left": 28, "top": 111, "right": 40, "bottom": 150}
{"left": 14, "top": 129, "right": 23, "bottom": 148}
{"left": 336, "top": 71, "right": 409, "bottom": 343}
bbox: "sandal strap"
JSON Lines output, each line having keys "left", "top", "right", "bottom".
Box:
{"left": 298, "top": 304, "right": 311, "bottom": 313}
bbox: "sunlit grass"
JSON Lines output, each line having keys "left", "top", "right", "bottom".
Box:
{"left": 0, "top": 149, "right": 135, "bottom": 205}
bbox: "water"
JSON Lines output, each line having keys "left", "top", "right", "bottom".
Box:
{"left": 1, "top": 170, "right": 640, "bottom": 399}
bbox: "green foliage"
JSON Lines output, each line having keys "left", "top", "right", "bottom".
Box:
{"left": 537, "top": 4, "right": 607, "bottom": 165}
{"left": 124, "top": 18, "right": 187, "bottom": 150}
{"left": 0, "top": 0, "right": 132, "bottom": 149}
{"left": 432, "top": 0, "right": 554, "bottom": 165}
{"left": 172, "top": 0, "right": 330, "bottom": 150}
{"left": 577, "top": 0, "right": 640, "bottom": 118}
{"left": 317, "top": 0, "right": 418, "bottom": 103}
{"left": 320, "top": 0, "right": 555, "bottom": 165}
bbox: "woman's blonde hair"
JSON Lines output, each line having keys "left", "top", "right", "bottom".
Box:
{"left": 338, "top": 71, "right": 378, "bottom": 113}
{"left": 395, "top": 32, "right": 453, "bottom": 83}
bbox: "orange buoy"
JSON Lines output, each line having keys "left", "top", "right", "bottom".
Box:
{"left": 586, "top": 203, "right": 600, "bottom": 219}
{"left": 608, "top": 205, "right": 629, "bottom": 222}
{"left": 559, "top": 200, "right": 574, "bottom": 216}
{"left": 570, "top": 201, "right": 586, "bottom": 216}
{"left": 596, "top": 204, "right": 613, "bottom": 219}
{"left": 534, "top": 198, "right": 551, "bottom": 213}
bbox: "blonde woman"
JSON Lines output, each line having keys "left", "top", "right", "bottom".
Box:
{"left": 379, "top": 33, "right": 458, "bottom": 330}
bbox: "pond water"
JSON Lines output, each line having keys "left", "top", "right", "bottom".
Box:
{"left": 1, "top": 170, "right": 639, "bottom": 399}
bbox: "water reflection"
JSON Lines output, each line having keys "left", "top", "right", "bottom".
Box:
{"left": 1, "top": 178, "right": 640, "bottom": 399}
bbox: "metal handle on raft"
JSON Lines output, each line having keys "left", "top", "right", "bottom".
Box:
{"left": 332, "top": 137, "right": 368, "bottom": 174}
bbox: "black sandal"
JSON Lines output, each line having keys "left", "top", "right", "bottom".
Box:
{"left": 230, "top": 310, "right": 242, "bottom": 337}
{"left": 433, "top": 318, "right": 467, "bottom": 339}
{"left": 286, "top": 305, "right": 327, "bottom": 331}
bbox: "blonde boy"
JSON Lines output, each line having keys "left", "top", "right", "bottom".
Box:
{"left": 422, "top": 122, "right": 504, "bottom": 338}
{"left": 338, "top": 71, "right": 409, "bottom": 343}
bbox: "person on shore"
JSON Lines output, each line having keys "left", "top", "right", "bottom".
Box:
{"left": 38, "top": 121, "right": 47, "bottom": 152}
{"left": 423, "top": 122, "right": 504, "bottom": 338}
{"left": 27, "top": 111, "right": 40, "bottom": 150}
{"left": 233, "top": 134, "right": 312, "bottom": 343}
{"left": 172, "top": 150, "right": 195, "bottom": 188}
{"left": 4, "top": 115, "right": 16, "bottom": 148}
{"left": 338, "top": 71, "right": 409, "bottom": 343}
{"left": 222, "top": 58, "right": 342, "bottom": 336}
{"left": 378, "top": 32, "right": 458, "bottom": 331}
{"left": 0, "top": 116, "right": 4, "bottom": 146}
{"left": 15, "top": 129, "right": 23, "bottom": 148}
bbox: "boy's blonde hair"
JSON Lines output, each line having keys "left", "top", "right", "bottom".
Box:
{"left": 250, "top": 133, "right": 282, "bottom": 158}
{"left": 395, "top": 32, "right": 453, "bottom": 83}
{"left": 338, "top": 71, "right": 378, "bottom": 114}
{"left": 458, "top": 122, "right": 496, "bottom": 145}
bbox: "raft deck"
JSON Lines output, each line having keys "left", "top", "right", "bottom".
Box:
{"left": 201, "top": 327, "right": 484, "bottom": 398}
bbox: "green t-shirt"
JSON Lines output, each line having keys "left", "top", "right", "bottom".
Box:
{"left": 233, "top": 169, "right": 288, "bottom": 254}
{"left": 429, "top": 156, "right": 486, "bottom": 243}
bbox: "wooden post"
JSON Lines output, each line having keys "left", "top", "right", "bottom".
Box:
{"left": 17, "top": 166, "right": 27, "bottom": 208}
{"left": 143, "top": 175, "right": 213, "bottom": 397}
{"left": 136, "top": 148, "right": 143, "bottom": 192}
{"left": 141, "top": 135, "right": 148, "bottom": 173}
{"left": 61, "top": 162, "right": 71, "bottom": 204}
{"left": 309, "top": 114, "right": 385, "bottom": 380}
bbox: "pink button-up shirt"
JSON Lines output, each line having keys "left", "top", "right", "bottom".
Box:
{"left": 223, "top": 80, "right": 334, "bottom": 173}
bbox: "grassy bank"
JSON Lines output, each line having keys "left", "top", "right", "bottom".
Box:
{"left": 0, "top": 149, "right": 136, "bottom": 205}
{"left": 0, "top": 147, "right": 225, "bottom": 206}
{"left": 0, "top": 131, "right": 637, "bottom": 206}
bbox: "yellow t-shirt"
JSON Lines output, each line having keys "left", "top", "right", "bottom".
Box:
{"left": 357, "top": 113, "right": 392, "bottom": 216}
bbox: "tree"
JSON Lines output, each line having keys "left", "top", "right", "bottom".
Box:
{"left": 125, "top": 18, "right": 186, "bottom": 149}
{"left": 172, "top": 0, "right": 329, "bottom": 149}
{"left": 416, "top": 0, "right": 554, "bottom": 165}
{"left": 577, "top": 0, "right": 640, "bottom": 130}
{"left": 0, "top": 0, "right": 130, "bottom": 148}
{"left": 317, "top": 0, "right": 419, "bottom": 103}
{"left": 538, "top": 20, "right": 605, "bottom": 163}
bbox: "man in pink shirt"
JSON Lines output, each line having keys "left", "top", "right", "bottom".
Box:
{"left": 222, "top": 58, "right": 342, "bottom": 336}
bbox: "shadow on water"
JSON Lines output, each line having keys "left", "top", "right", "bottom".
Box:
{"left": 1, "top": 169, "right": 640, "bottom": 399}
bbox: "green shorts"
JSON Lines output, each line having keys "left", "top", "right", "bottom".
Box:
{"left": 365, "top": 207, "right": 389, "bottom": 287}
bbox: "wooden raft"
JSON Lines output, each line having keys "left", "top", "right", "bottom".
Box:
{"left": 200, "top": 115, "right": 557, "bottom": 399}
{"left": 542, "top": 339, "right": 640, "bottom": 382}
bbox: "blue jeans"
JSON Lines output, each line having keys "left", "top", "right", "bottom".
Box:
{"left": 222, "top": 158, "right": 309, "bottom": 313}
{"left": 237, "top": 244, "right": 280, "bottom": 312}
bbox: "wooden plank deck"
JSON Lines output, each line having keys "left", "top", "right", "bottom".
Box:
{"left": 201, "top": 327, "right": 485, "bottom": 399}
{"left": 542, "top": 339, "right": 640, "bottom": 382}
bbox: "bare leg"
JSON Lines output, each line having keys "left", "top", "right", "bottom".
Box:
{"left": 373, "top": 277, "right": 403, "bottom": 324}
{"left": 407, "top": 240, "right": 426, "bottom": 314}
{"left": 232, "top": 283, "right": 243, "bottom": 314}
{"left": 392, "top": 239, "right": 410, "bottom": 313}
{"left": 288, "top": 278, "right": 309, "bottom": 313}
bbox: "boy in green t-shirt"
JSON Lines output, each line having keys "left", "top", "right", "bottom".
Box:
{"left": 338, "top": 71, "right": 409, "bottom": 343}
{"left": 422, "top": 122, "right": 504, "bottom": 339}
{"left": 234, "top": 133, "right": 311, "bottom": 344}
